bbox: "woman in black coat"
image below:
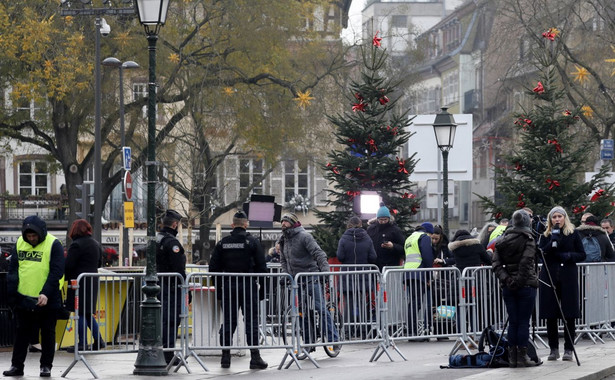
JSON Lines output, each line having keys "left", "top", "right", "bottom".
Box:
{"left": 65, "top": 219, "right": 104, "bottom": 351}
{"left": 432, "top": 225, "right": 454, "bottom": 267}
{"left": 537, "top": 206, "right": 585, "bottom": 362}
{"left": 448, "top": 230, "right": 492, "bottom": 273}
{"left": 493, "top": 210, "right": 539, "bottom": 367}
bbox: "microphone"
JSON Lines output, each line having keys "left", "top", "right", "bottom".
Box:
{"left": 551, "top": 223, "right": 561, "bottom": 248}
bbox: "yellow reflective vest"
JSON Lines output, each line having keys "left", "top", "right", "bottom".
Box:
{"left": 403, "top": 231, "right": 425, "bottom": 269}
{"left": 16, "top": 233, "right": 58, "bottom": 297}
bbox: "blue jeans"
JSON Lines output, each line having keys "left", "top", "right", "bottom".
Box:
{"left": 299, "top": 280, "right": 339, "bottom": 343}
{"left": 77, "top": 313, "right": 102, "bottom": 346}
{"left": 502, "top": 286, "right": 536, "bottom": 346}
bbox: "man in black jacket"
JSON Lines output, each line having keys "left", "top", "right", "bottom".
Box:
{"left": 156, "top": 209, "right": 186, "bottom": 365}
{"left": 4, "top": 216, "right": 64, "bottom": 378}
{"left": 209, "top": 210, "right": 268, "bottom": 370}
{"left": 367, "top": 203, "right": 406, "bottom": 271}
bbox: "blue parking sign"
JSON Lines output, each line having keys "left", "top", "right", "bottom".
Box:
{"left": 123, "top": 147, "right": 132, "bottom": 171}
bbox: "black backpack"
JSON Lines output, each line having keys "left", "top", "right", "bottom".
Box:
{"left": 478, "top": 325, "right": 540, "bottom": 366}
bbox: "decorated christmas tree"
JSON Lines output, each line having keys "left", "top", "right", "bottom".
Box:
{"left": 313, "top": 32, "right": 421, "bottom": 257}
{"left": 478, "top": 28, "right": 615, "bottom": 222}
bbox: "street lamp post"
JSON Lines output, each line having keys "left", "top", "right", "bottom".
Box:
{"left": 432, "top": 107, "right": 458, "bottom": 239}
{"left": 102, "top": 57, "right": 140, "bottom": 266}
{"left": 133, "top": 0, "right": 170, "bottom": 375}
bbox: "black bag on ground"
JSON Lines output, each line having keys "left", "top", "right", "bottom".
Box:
{"left": 478, "top": 325, "right": 540, "bottom": 366}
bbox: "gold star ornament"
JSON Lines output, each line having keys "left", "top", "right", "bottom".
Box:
{"left": 582, "top": 105, "right": 594, "bottom": 118}
{"left": 294, "top": 90, "right": 314, "bottom": 109}
{"left": 570, "top": 65, "right": 590, "bottom": 84}
{"left": 223, "top": 87, "right": 235, "bottom": 96}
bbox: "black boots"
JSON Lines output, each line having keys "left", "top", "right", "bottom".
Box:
{"left": 249, "top": 349, "right": 268, "bottom": 370}
{"left": 508, "top": 346, "right": 517, "bottom": 368}
{"left": 221, "top": 350, "right": 231, "bottom": 368}
{"left": 2, "top": 366, "right": 24, "bottom": 377}
{"left": 516, "top": 346, "right": 538, "bottom": 367}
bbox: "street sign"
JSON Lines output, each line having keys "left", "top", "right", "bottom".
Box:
{"left": 601, "top": 139, "right": 614, "bottom": 149}
{"left": 601, "top": 149, "right": 614, "bottom": 160}
{"left": 124, "top": 201, "right": 134, "bottom": 228}
{"left": 122, "top": 147, "right": 131, "bottom": 171}
{"left": 123, "top": 171, "right": 133, "bottom": 200}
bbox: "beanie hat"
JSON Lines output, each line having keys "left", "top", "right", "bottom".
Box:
{"left": 281, "top": 213, "right": 299, "bottom": 226}
{"left": 512, "top": 209, "right": 531, "bottom": 229}
{"left": 585, "top": 215, "right": 600, "bottom": 226}
{"left": 452, "top": 229, "right": 472, "bottom": 242}
{"left": 376, "top": 203, "right": 391, "bottom": 218}
{"left": 548, "top": 206, "right": 567, "bottom": 221}
{"left": 420, "top": 222, "right": 434, "bottom": 234}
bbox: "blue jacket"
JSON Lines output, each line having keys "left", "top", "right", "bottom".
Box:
{"left": 337, "top": 228, "right": 377, "bottom": 265}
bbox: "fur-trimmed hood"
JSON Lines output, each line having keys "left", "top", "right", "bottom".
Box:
{"left": 576, "top": 224, "right": 607, "bottom": 235}
{"left": 448, "top": 238, "right": 481, "bottom": 251}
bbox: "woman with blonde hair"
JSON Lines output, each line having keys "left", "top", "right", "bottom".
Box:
{"left": 537, "top": 206, "right": 585, "bottom": 362}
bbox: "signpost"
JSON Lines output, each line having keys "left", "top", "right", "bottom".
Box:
{"left": 123, "top": 171, "right": 133, "bottom": 201}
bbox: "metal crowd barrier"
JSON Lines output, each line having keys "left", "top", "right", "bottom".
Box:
{"left": 54, "top": 262, "right": 615, "bottom": 378}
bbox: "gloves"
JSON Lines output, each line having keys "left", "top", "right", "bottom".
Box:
{"left": 558, "top": 251, "right": 572, "bottom": 263}
{"left": 505, "top": 277, "right": 519, "bottom": 290}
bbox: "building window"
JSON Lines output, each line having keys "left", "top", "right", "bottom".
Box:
{"left": 284, "top": 159, "right": 308, "bottom": 202}
{"left": 392, "top": 15, "right": 407, "bottom": 28}
{"left": 18, "top": 161, "right": 49, "bottom": 196}
{"left": 239, "top": 158, "right": 264, "bottom": 196}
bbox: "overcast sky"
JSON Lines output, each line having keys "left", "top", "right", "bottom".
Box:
{"left": 342, "top": 0, "right": 366, "bottom": 44}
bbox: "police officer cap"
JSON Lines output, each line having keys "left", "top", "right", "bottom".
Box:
{"left": 165, "top": 209, "right": 182, "bottom": 221}
{"left": 234, "top": 210, "right": 247, "bottom": 219}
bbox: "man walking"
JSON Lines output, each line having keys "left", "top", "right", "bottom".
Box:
{"left": 156, "top": 209, "right": 187, "bottom": 365}
{"left": 3, "top": 216, "right": 64, "bottom": 377}
{"left": 278, "top": 213, "right": 340, "bottom": 351}
{"left": 209, "top": 210, "right": 268, "bottom": 369}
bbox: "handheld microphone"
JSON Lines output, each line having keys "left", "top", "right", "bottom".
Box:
{"left": 551, "top": 223, "right": 561, "bottom": 248}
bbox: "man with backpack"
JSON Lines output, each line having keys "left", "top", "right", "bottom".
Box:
{"left": 576, "top": 215, "right": 615, "bottom": 262}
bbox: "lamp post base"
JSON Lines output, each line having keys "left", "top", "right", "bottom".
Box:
{"left": 133, "top": 346, "right": 168, "bottom": 376}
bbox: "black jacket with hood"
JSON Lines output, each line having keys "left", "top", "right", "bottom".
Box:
{"left": 8, "top": 215, "right": 65, "bottom": 310}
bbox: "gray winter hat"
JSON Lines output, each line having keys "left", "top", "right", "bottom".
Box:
{"left": 512, "top": 209, "right": 531, "bottom": 229}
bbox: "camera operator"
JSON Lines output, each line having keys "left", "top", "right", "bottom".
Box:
{"left": 537, "top": 206, "right": 585, "bottom": 362}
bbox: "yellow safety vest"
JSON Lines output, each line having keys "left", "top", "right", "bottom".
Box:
{"left": 489, "top": 225, "right": 506, "bottom": 243}
{"left": 404, "top": 231, "right": 424, "bottom": 269}
{"left": 16, "top": 233, "right": 58, "bottom": 297}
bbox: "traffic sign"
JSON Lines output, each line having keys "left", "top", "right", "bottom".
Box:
{"left": 601, "top": 149, "right": 614, "bottom": 160}
{"left": 601, "top": 139, "right": 614, "bottom": 149}
{"left": 124, "top": 201, "right": 134, "bottom": 228}
{"left": 122, "top": 147, "right": 131, "bottom": 171}
{"left": 123, "top": 171, "right": 133, "bottom": 200}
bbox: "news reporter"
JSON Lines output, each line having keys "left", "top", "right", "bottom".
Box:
{"left": 537, "top": 206, "right": 585, "bottom": 362}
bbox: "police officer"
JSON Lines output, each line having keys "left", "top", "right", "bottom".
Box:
{"left": 156, "top": 209, "right": 186, "bottom": 365}
{"left": 209, "top": 210, "right": 268, "bottom": 370}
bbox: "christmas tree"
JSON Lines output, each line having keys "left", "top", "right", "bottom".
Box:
{"left": 313, "top": 32, "right": 421, "bottom": 257}
{"left": 478, "top": 28, "right": 615, "bottom": 222}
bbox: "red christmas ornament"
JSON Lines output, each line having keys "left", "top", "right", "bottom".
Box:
{"left": 533, "top": 81, "right": 545, "bottom": 94}
{"left": 573, "top": 205, "right": 588, "bottom": 214}
{"left": 346, "top": 190, "right": 360, "bottom": 199}
{"left": 515, "top": 162, "right": 522, "bottom": 171}
{"left": 494, "top": 212, "right": 503, "bottom": 219}
{"left": 379, "top": 96, "right": 389, "bottom": 105}
{"left": 392, "top": 209, "right": 398, "bottom": 215}
{"left": 545, "top": 178, "right": 560, "bottom": 190}
{"left": 396, "top": 157, "right": 409, "bottom": 174}
{"left": 354, "top": 92, "right": 364, "bottom": 102}
{"left": 591, "top": 189, "right": 605, "bottom": 202}
{"left": 547, "top": 139, "right": 563, "bottom": 153}
{"left": 517, "top": 193, "right": 525, "bottom": 208}
{"left": 352, "top": 102, "right": 367, "bottom": 112}
{"left": 373, "top": 31, "right": 382, "bottom": 47}
{"left": 402, "top": 192, "right": 416, "bottom": 199}
{"left": 366, "top": 137, "right": 378, "bottom": 152}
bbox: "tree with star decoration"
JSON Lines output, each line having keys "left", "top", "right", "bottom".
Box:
{"left": 478, "top": 29, "right": 615, "bottom": 223}
{"left": 312, "top": 31, "right": 421, "bottom": 257}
